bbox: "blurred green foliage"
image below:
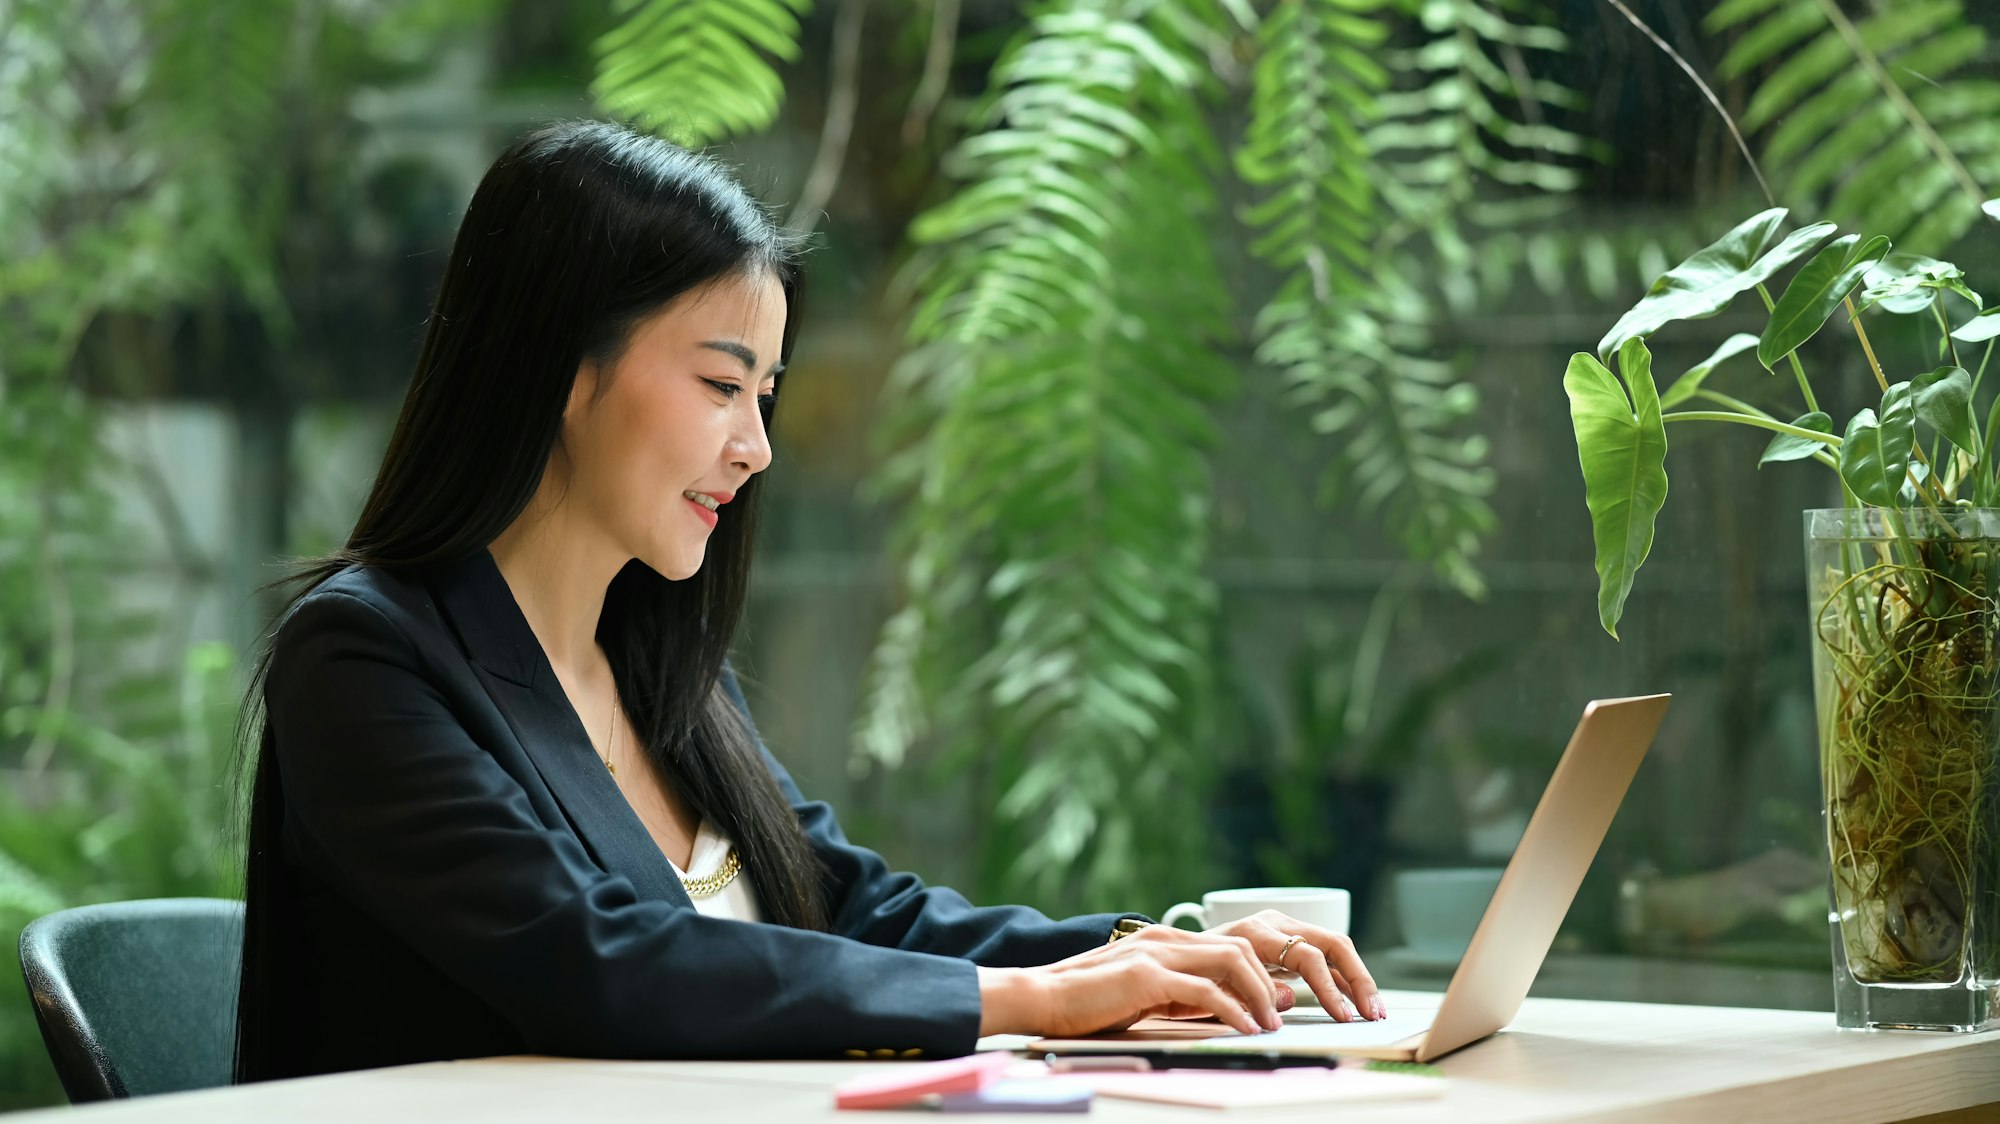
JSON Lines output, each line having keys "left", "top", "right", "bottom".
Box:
{"left": 1, "top": 0, "right": 1997, "bottom": 1107}
{"left": 0, "top": 0, "right": 499, "bottom": 1106}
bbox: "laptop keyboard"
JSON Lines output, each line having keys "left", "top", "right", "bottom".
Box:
{"left": 1196, "top": 1008, "right": 1441, "bottom": 1050}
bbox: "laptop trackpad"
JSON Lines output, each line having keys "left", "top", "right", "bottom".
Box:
{"left": 1218, "top": 1008, "right": 1441, "bottom": 1050}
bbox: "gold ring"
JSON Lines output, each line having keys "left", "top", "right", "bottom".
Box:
{"left": 1277, "top": 934, "right": 1305, "bottom": 970}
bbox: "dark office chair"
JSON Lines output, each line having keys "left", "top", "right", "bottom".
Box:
{"left": 18, "top": 897, "right": 243, "bottom": 1102}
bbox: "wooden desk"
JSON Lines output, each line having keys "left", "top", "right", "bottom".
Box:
{"left": 11, "top": 991, "right": 2000, "bottom": 1122}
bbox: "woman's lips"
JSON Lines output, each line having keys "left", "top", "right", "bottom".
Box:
{"left": 685, "top": 495, "right": 719, "bottom": 529}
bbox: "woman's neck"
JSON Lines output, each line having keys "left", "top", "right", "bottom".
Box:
{"left": 487, "top": 508, "right": 626, "bottom": 680}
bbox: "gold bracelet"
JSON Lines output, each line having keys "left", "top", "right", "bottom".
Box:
{"left": 1106, "top": 918, "right": 1150, "bottom": 944}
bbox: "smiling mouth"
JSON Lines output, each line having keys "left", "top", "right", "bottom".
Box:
{"left": 683, "top": 490, "right": 721, "bottom": 511}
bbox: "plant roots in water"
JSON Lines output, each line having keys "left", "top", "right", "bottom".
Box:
{"left": 1815, "top": 536, "right": 2000, "bottom": 985}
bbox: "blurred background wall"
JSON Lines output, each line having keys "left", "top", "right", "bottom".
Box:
{"left": 4, "top": 0, "right": 1997, "bottom": 1108}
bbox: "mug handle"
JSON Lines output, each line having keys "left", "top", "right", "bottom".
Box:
{"left": 1160, "top": 901, "right": 1206, "bottom": 930}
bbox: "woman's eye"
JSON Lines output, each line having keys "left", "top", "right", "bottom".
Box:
{"left": 702, "top": 378, "right": 743, "bottom": 398}
{"left": 758, "top": 393, "right": 778, "bottom": 412}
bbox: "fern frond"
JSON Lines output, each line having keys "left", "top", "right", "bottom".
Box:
{"left": 860, "top": 0, "right": 1237, "bottom": 911}
{"left": 1236, "top": 0, "right": 1497, "bottom": 596}
{"left": 1370, "top": 0, "right": 1591, "bottom": 252}
{"left": 1236, "top": 0, "right": 1387, "bottom": 301}
{"left": 936, "top": 146, "right": 1230, "bottom": 907}
{"left": 141, "top": 0, "right": 297, "bottom": 325}
{"left": 1709, "top": 0, "right": 1996, "bottom": 253}
{"left": 1261, "top": 279, "right": 1497, "bottom": 596}
{"left": 906, "top": 4, "right": 1215, "bottom": 347}
{"left": 592, "top": 0, "right": 812, "bottom": 146}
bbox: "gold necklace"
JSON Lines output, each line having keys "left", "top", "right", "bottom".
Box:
{"left": 602, "top": 691, "right": 617, "bottom": 776}
{"left": 679, "top": 849, "right": 743, "bottom": 898}
{"left": 600, "top": 689, "right": 744, "bottom": 899}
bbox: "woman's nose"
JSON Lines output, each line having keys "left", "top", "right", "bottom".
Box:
{"left": 730, "top": 404, "right": 773, "bottom": 475}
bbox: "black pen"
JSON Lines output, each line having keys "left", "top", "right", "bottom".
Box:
{"left": 1041, "top": 1051, "right": 1337, "bottom": 1072}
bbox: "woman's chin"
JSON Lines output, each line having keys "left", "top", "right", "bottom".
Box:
{"left": 645, "top": 545, "right": 705, "bottom": 582}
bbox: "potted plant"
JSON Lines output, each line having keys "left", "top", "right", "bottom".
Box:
{"left": 1564, "top": 205, "right": 2000, "bottom": 1031}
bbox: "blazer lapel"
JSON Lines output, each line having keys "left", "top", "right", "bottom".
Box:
{"left": 426, "top": 547, "right": 689, "bottom": 908}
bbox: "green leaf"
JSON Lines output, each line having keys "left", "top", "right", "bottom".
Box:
{"left": 1660, "top": 333, "right": 1760, "bottom": 408}
{"left": 1860, "top": 253, "right": 1978, "bottom": 314}
{"left": 1758, "top": 234, "right": 1891, "bottom": 368}
{"left": 1759, "top": 411, "right": 1835, "bottom": 466}
{"left": 1898, "top": 460, "right": 1933, "bottom": 507}
{"left": 1837, "top": 385, "right": 1917, "bottom": 506}
{"left": 1564, "top": 338, "right": 1669, "bottom": 639}
{"left": 590, "top": 0, "right": 811, "bottom": 145}
{"left": 1952, "top": 307, "right": 2000, "bottom": 343}
{"left": 1911, "top": 365, "right": 1976, "bottom": 458}
{"left": 1597, "top": 209, "right": 1833, "bottom": 361}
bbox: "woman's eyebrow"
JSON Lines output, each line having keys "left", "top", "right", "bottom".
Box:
{"left": 699, "top": 339, "right": 784, "bottom": 380}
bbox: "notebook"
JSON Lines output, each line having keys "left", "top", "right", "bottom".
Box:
{"left": 1031, "top": 694, "right": 1670, "bottom": 1064}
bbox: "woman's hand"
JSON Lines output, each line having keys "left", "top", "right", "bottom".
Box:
{"left": 976, "top": 924, "right": 1295, "bottom": 1038}
{"left": 975, "top": 911, "right": 1383, "bottom": 1037}
{"left": 1201, "top": 909, "right": 1384, "bottom": 1023}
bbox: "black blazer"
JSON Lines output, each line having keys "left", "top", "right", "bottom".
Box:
{"left": 238, "top": 547, "right": 1130, "bottom": 1080}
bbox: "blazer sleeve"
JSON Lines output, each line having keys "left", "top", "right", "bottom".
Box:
{"left": 266, "top": 589, "right": 984, "bottom": 1060}
{"left": 719, "top": 667, "right": 1148, "bottom": 967}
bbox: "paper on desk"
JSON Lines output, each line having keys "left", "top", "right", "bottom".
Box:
{"left": 1073, "top": 1068, "right": 1445, "bottom": 1109}
{"left": 936, "top": 1079, "right": 1093, "bottom": 1113}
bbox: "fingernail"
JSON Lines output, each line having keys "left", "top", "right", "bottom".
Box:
{"left": 1265, "top": 1011, "right": 1283, "bottom": 1032}
{"left": 1372, "top": 997, "right": 1387, "bottom": 1021}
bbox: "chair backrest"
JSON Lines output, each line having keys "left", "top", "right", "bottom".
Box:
{"left": 18, "top": 897, "right": 243, "bottom": 1102}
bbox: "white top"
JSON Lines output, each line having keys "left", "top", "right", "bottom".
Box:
{"left": 670, "top": 821, "right": 763, "bottom": 923}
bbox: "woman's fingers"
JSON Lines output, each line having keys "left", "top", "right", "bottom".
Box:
{"left": 1310, "top": 928, "right": 1383, "bottom": 1021}
{"left": 1229, "top": 913, "right": 1385, "bottom": 1022}
{"left": 1149, "top": 966, "right": 1262, "bottom": 1036}
{"left": 1120, "top": 927, "right": 1282, "bottom": 1031}
{"left": 1158, "top": 936, "right": 1281, "bottom": 1031}
{"left": 1282, "top": 939, "right": 1356, "bottom": 1021}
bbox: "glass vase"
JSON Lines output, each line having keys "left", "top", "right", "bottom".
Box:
{"left": 1805, "top": 507, "right": 2000, "bottom": 1031}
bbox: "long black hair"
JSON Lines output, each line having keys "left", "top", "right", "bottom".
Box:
{"left": 233, "top": 120, "right": 826, "bottom": 1077}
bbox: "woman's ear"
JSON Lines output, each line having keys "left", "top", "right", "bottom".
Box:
{"left": 566, "top": 360, "right": 601, "bottom": 424}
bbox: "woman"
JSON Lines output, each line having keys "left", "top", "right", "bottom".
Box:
{"left": 233, "top": 120, "right": 1380, "bottom": 1082}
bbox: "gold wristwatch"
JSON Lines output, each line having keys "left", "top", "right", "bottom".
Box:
{"left": 1107, "top": 918, "right": 1150, "bottom": 944}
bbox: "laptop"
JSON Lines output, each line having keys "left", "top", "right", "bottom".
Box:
{"left": 1030, "top": 694, "right": 1671, "bottom": 1064}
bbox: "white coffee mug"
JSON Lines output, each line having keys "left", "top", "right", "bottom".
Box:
{"left": 1160, "top": 886, "right": 1351, "bottom": 935}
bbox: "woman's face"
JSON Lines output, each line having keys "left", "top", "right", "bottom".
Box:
{"left": 560, "top": 269, "right": 785, "bottom": 581}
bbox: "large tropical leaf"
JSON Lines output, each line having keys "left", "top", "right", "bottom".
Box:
{"left": 1758, "top": 233, "right": 1891, "bottom": 368}
{"left": 592, "top": 0, "right": 812, "bottom": 146}
{"left": 1911, "top": 365, "right": 1975, "bottom": 459}
{"left": 1759, "top": 411, "right": 1836, "bottom": 465}
{"left": 1596, "top": 208, "right": 1832, "bottom": 361}
{"left": 1838, "top": 389, "right": 1918, "bottom": 506}
{"left": 1564, "top": 338, "right": 1669, "bottom": 639}
{"left": 1659, "top": 332, "right": 1761, "bottom": 409}
{"left": 1708, "top": 0, "right": 1999, "bottom": 254}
